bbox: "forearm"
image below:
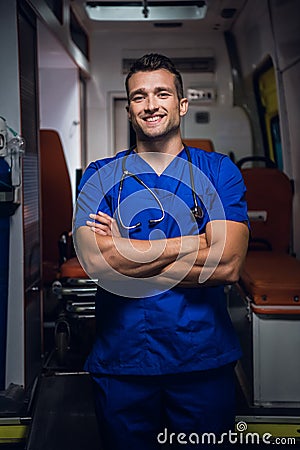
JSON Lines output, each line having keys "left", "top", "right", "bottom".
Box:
{"left": 74, "top": 221, "right": 248, "bottom": 287}
{"left": 158, "top": 249, "right": 241, "bottom": 287}
{"left": 158, "top": 221, "right": 249, "bottom": 287}
{"left": 74, "top": 225, "right": 200, "bottom": 279}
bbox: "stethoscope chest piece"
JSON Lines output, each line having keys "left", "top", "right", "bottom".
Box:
{"left": 191, "top": 205, "right": 204, "bottom": 220}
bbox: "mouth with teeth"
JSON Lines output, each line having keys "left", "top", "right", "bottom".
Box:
{"left": 143, "top": 115, "right": 164, "bottom": 125}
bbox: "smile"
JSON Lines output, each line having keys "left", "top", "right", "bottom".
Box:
{"left": 144, "top": 115, "right": 164, "bottom": 123}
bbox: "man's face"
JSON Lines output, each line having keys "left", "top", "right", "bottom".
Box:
{"left": 127, "top": 69, "right": 188, "bottom": 142}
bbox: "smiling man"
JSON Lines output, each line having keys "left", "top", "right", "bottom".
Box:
{"left": 126, "top": 67, "right": 188, "bottom": 146}
{"left": 74, "top": 54, "right": 249, "bottom": 450}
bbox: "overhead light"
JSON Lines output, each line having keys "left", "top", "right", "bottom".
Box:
{"left": 85, "top": 1, "right": 207, "bottom": 21}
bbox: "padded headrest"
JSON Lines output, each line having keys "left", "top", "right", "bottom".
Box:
{"left": 241, "top": 167, "right": 293, "bottom": 253}
{"left": 40, "top": 129, "right": 73, "bottom": 281}
{"left": 183, "top": 139, "right": 215, "bottom": 152}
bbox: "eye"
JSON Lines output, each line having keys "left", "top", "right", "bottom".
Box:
{"left": 131, "top": 94, "right": 145, "bottom": 103}
{"left": 158, "top": 92, "right": 171, "bottom": 99}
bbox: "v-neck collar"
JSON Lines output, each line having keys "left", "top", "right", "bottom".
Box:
{"left": 127, "top": 146, "right": 187, "bottom": 177}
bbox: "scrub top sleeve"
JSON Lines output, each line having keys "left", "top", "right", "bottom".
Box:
{"left": 73, "top": 161, "right": 112, "bottom": 230}
{"left": 78, "top": 161, "right": 99, "bottom": 192}
{"left": 216, "top": 156, "right": 249, "bottom": 224}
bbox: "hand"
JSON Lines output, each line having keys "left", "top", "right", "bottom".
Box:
{"left": 86, "top": 211, "right": 121, "bottom": 237}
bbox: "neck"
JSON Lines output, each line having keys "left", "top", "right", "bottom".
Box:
{"left": 135, "top": 135, "right": 184, "bottom": 156}
{"left": 134, "top": 135, "right": 185, "bottom": 175}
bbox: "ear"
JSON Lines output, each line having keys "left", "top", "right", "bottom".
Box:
{"left": 179, "top": 98, "right": 189, "bottom": 117}
{"left": 126, "top": 104, "right": 132, "bottom": 121}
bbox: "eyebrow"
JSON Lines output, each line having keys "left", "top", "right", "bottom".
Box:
{"left": 129, "top": 86, "right": 175, "bottom": 101}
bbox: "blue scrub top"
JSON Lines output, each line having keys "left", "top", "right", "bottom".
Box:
{"left": 74, "top": 147, "right": 248, "bottom": 375}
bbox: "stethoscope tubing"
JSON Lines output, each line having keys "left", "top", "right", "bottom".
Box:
{"left": 117, "top": 168, "right": 165, "bottom": 229}
{"left": 117, "top": 145, "right": 203, "bottom": 230}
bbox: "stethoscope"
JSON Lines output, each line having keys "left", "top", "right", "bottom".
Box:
{"left": 117, "top": 144, "right": 204, "bottom": 230}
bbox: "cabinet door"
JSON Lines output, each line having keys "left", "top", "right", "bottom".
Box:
{"left": 18, "top": 0, "right": 42, "bottom": 388}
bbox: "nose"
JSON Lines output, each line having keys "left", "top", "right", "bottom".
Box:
{"left": 144, "top": 94, "right": 158, "bottom": 113}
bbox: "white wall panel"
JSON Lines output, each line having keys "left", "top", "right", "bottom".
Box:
{"left": 39, "top": 68, "right": 81, "bottom": 203}
{"left": 86, "top": 31, "right": 236, "bottom": 162}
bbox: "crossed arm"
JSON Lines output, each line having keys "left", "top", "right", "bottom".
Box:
{"left": 74, "top": 211, "right": 249, "bottom": 288}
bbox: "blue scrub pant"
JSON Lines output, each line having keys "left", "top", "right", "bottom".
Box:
{"left": 92, "top": 363, "right": 236, "bottom": 450}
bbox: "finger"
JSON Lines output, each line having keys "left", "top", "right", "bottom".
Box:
{"left": 86, "top": 221, "right": 112, "bottom": 235}
{"left": 97, "top": 211, "right": 113, "bottom": 220}
{"left": 89, "top": 212, "right": 113, "bottom": 227}
{"left": 89, "top": 226, "right": 110, "bottom": 236}
{"left": 96, "top": 211, "right": 114, "bottom": 225}
{"left": 96, "top": 223, "right": 112, "bottom": 233}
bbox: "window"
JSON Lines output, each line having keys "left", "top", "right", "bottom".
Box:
{"left": 253, "top": 57, "right": 283, "bottom": 169}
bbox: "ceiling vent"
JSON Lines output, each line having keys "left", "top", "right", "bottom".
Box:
{"left": 122, "top": 57, "right": 215, "bottom": 73}
{"left": 220, "top": 8, "right": 237, "bottom": 19}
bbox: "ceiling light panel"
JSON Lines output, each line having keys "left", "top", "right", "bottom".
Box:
{"left": 85, "top": 1, "right": 207, "bottom": 21}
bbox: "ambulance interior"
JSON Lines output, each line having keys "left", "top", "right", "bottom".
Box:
{"left": 0, "top": 0, "right": 300, "bottom": 448}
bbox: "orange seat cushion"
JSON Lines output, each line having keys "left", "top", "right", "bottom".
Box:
{"left": 240, "top": 251, "right": 300, "bottom": 305}
{"left": 59, "top": 257, "right": 88, "bottom": 279}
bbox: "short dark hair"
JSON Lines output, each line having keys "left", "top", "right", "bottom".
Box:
{"left": 125, "top": 53, "right": 184, "bottom": 102}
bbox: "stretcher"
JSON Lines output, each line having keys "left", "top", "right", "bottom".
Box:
{"left": 230, "top": 157, "right": 300, "bottom": 407}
